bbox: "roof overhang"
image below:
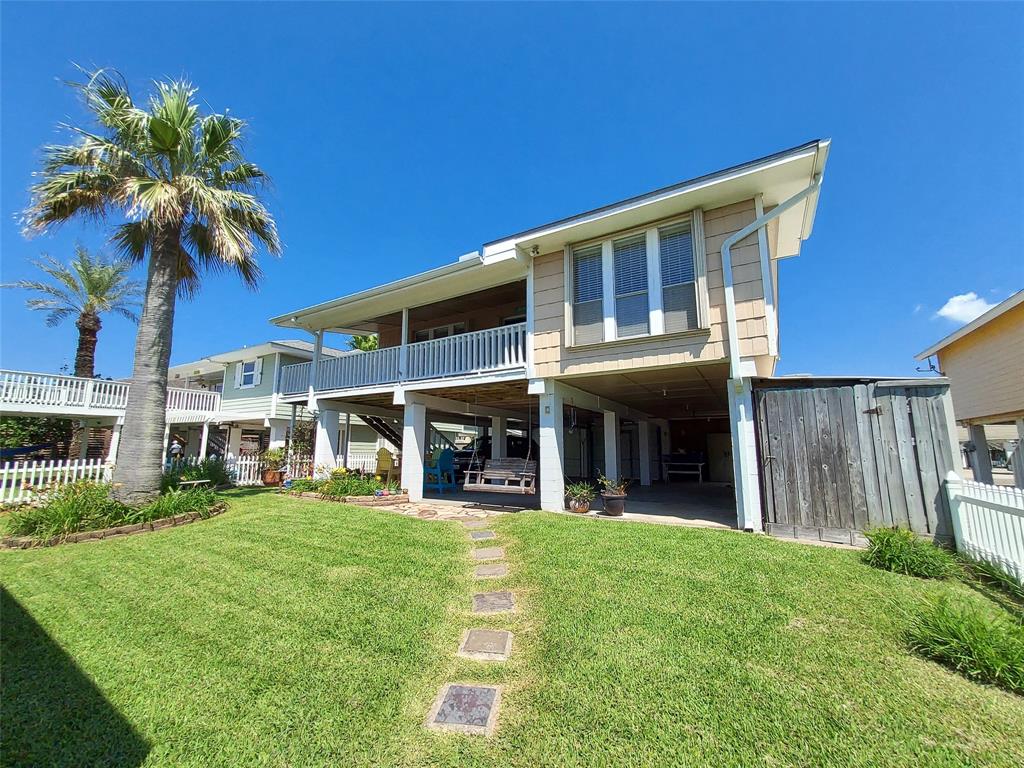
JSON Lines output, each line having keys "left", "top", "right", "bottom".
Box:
{"left": 270, "top": 250, "right": 528, "bottom": 333}
{"left": 483, "top": 139, "right": 830, "bottom": 262}
{"left": 916, "top": 289, "right": 1024, "bottom": 360}
{"left": 169, "top": 341, "right": 346, "bottom": 377}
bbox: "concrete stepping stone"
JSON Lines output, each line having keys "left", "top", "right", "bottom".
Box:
{"left": 471, "top": 546, "right": 504, "bottom": 561}
{"left": 458, "top": 629, "right": 512, "bottom": 661}
{"left": 469, "top": 530, "right": 496, "bottom": 541}
{"left": 425, "top": 683, "right": 502, "bottom": 736}
{"left": 472, "top": 591, "right": 515, "bottom": 614}
{"left": 473, "top": 563, "right": 508, "bottom": 579}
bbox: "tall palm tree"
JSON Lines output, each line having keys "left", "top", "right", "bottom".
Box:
{"left": 348, "top": 334, "right": 379, "bottom": 351}
{"left": 23, "top": 70, "right": 281, "bottom": 502}
{"left": 3, "top": 245, "right": 143, "bottom": 458}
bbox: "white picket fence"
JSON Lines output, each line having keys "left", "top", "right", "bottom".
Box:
{"left": 946, "top": 471, "right": 1024, "bottom": 584}
{"left": 231, "top": 455, "right": 263, "bottom": 486}
{"left": 0, "top": 458, "right": 111, "bottom": 504}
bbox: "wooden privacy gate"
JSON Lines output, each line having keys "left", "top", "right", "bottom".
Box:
{"left": 753, "top": 379, "right": 958, "bottom": 545}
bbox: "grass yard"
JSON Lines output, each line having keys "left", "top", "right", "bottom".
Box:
{"left": 2, "top": 490, "right": 1022, "bottom": 767}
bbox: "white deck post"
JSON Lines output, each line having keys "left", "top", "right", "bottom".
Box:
{"left": 308, "top": 330, "right": 323, "bottom": 409}
{"left": 226, "top": 426, "right": 242, "bottom": 459}
{"left": 1014, "top": 418, "right": 1024, "bottom": 489}
{"left": 728, "top": 377, "right": 764, "bottom": 532}
{"left": 401, "top": 401, "right": 426, "bottom": 501}
{"left": 491, "top": 416, "right": 507, "bottom": 460}
{"left": 161, "top": 423, "right": 170, "bottom": 462}
{"left": 638, "top": 420, "right": 652, "bottom": 486}
{"left": 106, "top": 420, "right": 123, "bottom": 464}
{"left": 399, "top": 308, "right": 409, "bottom": 380}
{"left": 198, "top": 422, "right": 210, "bottom": 459}
{"left": 288, "top": 404, "right": 297, "bottom": 452}
{"left": 538, "top": 381, "right": 565, "bottom": 512}
{"left": 79, "top": 421, "right": 91, "bottom": 459}
{"left": 969, "top": 423, "right": 993, "bottom": 484}
{"left": 603, "top": 411, "right": 620, "bottom": 483}
{"left": 342, "top": 412, "right": 352, "bottom": 468}
{"left": 313, "top": 408, "right": 340, "bottom": 476}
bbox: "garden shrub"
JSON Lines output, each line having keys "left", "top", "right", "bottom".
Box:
{"left": 288, "top": 478, "right": 321, "bottom": 494}
{"left": 319, "top": 468, "right": 398, "bottom": 498}
{"left": 863, "top": 527, "right": 958, "bottom": 580}
{"left": 162, "top": 459, "right": 231, "bottom": 492}
{"left": 3, "top": 481, "right": 219, "bottom": 540}
{"left": 908, "top": 596, "right": 1024, "bottom": 695}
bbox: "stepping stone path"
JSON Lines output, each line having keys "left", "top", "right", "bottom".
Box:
{"left": 426, "top": 521, "right": 519, "bottom": 737}
{"left": 471, "top": 546, "right": 505, "bottom": 561}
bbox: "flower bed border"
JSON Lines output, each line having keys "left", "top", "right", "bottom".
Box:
{"left": 1, "top": 502, "right": 228, "bottom": 549}
{"left": 287, "top": 491, "right": 409, "bottom": 506}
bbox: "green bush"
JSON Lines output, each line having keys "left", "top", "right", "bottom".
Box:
{"left": 318, "top": 468, "right": 398, "bottom": 498}
{"left": 162, "top": 459, "right": 231, "bottom": 492}
{"left": 908, "top": 596, "right": 1024, "bottom": 695}
{"left": 863, "top": 527, "right": 958, "bottom": 580}
{"left": 288, "top": 478, "right": 321, "bottom": 494}
{"left": 3, "top": 481, "right": 219, "bottom": 540}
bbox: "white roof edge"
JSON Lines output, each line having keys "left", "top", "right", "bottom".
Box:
{"left": 270, "top": 256, "right": 483, "bottom": 328}
{"left": 916, "top": 289, "right": 1024, "bottom": 360}
{"left": 169, "top": 340, "right": 348, "bottom": 373}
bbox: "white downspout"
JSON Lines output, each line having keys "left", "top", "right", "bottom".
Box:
{"left": 721, "top": 174, "right": 822, "bottom": 378}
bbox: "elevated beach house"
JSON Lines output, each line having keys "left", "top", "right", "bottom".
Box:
{"left": 271, "top": 140, "right": 832, "bottom": 530}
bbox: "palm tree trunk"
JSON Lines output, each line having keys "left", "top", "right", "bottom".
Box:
{"left": 68, "top": 311, "right": 101, "bottom": 459}
{"left": 111, "top": 225, "right": 180, "bottom": 504}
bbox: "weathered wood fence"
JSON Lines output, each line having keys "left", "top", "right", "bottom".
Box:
{"left": 754, "top": 379, "right": 958, "bottom": 545}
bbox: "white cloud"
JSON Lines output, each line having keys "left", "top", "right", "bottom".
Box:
{"left": 935, "top": 292, "right": 997, "bottom": 324}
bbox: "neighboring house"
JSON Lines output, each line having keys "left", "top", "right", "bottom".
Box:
{"left": 270, "top": 140, "right": 832, "bottom": 530}
{"left": 917, "top": 290, "right": 1024, "bottom": 487}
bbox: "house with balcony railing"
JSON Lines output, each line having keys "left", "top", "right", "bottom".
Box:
{"left": 270, "top": 140, "right": 832, "bottom": 530}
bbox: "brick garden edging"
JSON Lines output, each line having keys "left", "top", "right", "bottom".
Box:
{"left": 287, "top": 491, "right": 409, "bottom": 507}
{"left": 1, "top": 502, "right": 228, "bottom": 549}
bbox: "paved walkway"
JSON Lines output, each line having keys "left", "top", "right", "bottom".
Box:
{"left": 375, "top": 500, "right": 509, "bottom": 522}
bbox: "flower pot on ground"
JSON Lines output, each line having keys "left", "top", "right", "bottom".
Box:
{"left": 260, "top": 448, "right": 287, "bottom": 487}
{"left": 597, "top": 473, "right": 629, "bottom": 516}
{"left": 564, "top": 481, "right": 596, "bottom": 513}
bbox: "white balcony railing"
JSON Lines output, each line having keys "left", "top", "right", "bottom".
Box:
{"left": 0, "top": 369, "right": 221, "bottom": 416}
{"left": 278, "top": 322, "right": 528, "bottom": 395}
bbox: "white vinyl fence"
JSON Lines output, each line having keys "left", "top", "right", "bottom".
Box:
{"left": 230, "top": 455, "right": 263, "bottom": 487}
{"left": 283, "top": 451, "right": 385, "bottom": 480}
{"left": 0, "top": 458, "right": 111, "bottom": 504}
{"left": 945, "top": 471, "right": 1024, "bottom": 584}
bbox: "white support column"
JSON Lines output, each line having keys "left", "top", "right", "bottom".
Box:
{"left": 106, "top": 421, "right": 123, "bottom": 464}
{"left": 307, "top": 330, "right": 323, "bottom": 409}
{"left": 79, "top": 421, "right": 91, "bottom": 459}
{"left": 288, "top": 404, "right": 297, "bottom": 453}
{"left": 728, "top": 377, "right": 764, "bottom": 532}
{"left": 198, "top": 422, "right": 210, "bottom": 459}
{"left": 968, "top": 423, "right": 993, "bottom": 484}
{"left": 225, "top": 426, "right": 242, "bottom": 460}
{"left": 1014, "top": 418, "right": 1024, "bottom": 489}
{"left": 399, "top": 308, "right": 409, "bottom": 380}
{"left": 313, "top": 408, "right": 340, "bottom": 476}
{"left": 603, "top": 410, "right": 620, "bottom": 482}
{"left": 268, "top": 420, "right": 288, "bottom": 450}
{"left": 161, "top": 423, "right": 170, "bottom": 462}
{"left": 401, "top": 401, "right": 427, "bottom": 501}
{"left": 342, "top": 413, "right": 352, "bottom": 468}
{"left": 491, "top": 416, "right": 507, "bottom": 460}
{"left": 538, "top": 382, "right": 565, "bottom": 512}
{"left": 638, "top": 420, "right": 652, "bottom": 486}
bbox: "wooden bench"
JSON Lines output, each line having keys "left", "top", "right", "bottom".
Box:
{"left": 178, "top": 479, "right": 211, "bottom": 489}
{"left": 463, "top": 458, "right": 537, "bottom": 495}
{"left": 661, "top": 457, "right": 704, "bottom": 485}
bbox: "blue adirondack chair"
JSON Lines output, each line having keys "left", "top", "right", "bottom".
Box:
{"left": 425, "top": 448, "right": 456, "bottom": 493}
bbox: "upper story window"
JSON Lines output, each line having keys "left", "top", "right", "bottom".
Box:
{"left": 235, "top": 358, "right": 262, "bottom": 389}
{"left": 414, "top": 322, "right": 466, "bottom": 342}
{"left": 568, "top": 211, "right": 706, "bottom": 346}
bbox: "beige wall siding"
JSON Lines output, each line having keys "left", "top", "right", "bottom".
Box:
{"left": 937, "top": 303, "right": 1024, "bottom": 422}
{"left": 532, "top": 199, "right": 770, "bottom": 378}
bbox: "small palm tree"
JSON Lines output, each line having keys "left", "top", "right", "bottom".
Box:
{"left": 348, "top": 334, "right": 379, "bottom": 351}
{"left": 23, "top": 69, "right": 281, "bottom": 502}
{"left": 4, "top": 245, "right": 142, "bottom": 459}
{"left": 4, "top": 244, "right": 142, "bottom": 379}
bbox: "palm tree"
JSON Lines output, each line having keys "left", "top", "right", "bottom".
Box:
{"left": 3, "top": 245, "right": 143, "bottom": 458}
{"left": 23, "top": 70, "right": 281, "bottom": 503}
{"left": 348, "top": 334, "right": 379, "bottom": 351}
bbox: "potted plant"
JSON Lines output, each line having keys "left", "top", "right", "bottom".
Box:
{"left": 260, "top": 448, "right": 287, "bottom": 486}
{"left": 597, "top": 473, "right": 629, "bottom": 516}
{"left": 564, "top": 481, "right": 596, "bottom": 513}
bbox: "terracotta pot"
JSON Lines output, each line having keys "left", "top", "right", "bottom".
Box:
{"left": 567, "top": 498, "right": 591, "bottom": 514}
{"left": 600, "top": 492, "right": 626, "bottom": 516}
{"left": 262, "top": 469, "right": 283, "bottom": 486}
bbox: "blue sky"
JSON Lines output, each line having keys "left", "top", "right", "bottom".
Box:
{"left": 2, "top": 2, "right": 1022, "bottom": 378}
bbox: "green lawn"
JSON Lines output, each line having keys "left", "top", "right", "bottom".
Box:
{"left": 2, "top": 490, "right": 1022, "bottom": 767}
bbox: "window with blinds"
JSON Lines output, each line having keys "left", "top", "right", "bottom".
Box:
{"left": 659, "top": 221, "right": 698, "bottom": 333}
{"left": 613, "top": 234, "right": 649, "bottom": 338}
{"left": 572, "top": 244, "right": 604, "bottom": 344}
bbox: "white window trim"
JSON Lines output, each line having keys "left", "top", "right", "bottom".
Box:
{"left": 566, "top": 210, "right": 709, "bottom": 348}
{"left": 413, "top": 322, "right": 466, "bottom": 342}
{"left": 237, "top": 358, "right": 260, "bottom": 390}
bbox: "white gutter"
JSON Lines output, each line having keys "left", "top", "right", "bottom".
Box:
{"left": 721, "top": 174, "right": 822, "bottom": 379}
